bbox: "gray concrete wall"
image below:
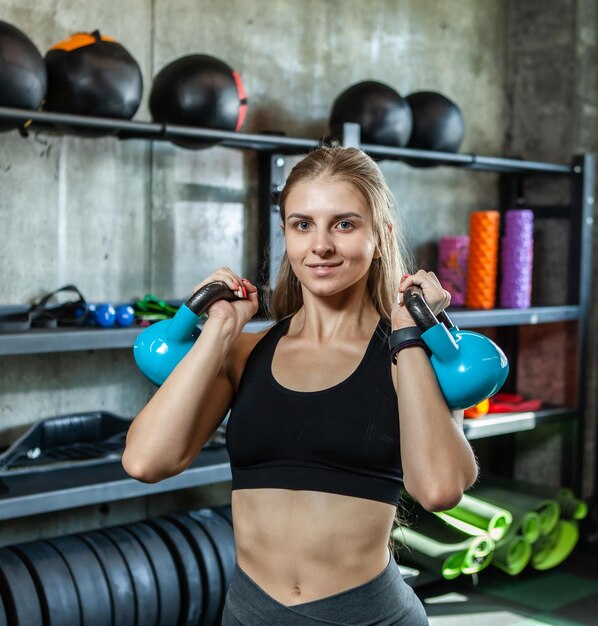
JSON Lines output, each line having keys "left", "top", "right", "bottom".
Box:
{"left": 0, "top": 0, "right": 524, "bottom": 538}
{"left": 0, "top": 0, "right": 508, "bottom": 433}
{"left": 505, "top": 0, "right": 598, "bottom": 499}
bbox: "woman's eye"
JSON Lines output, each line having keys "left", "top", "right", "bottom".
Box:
{"left": 296, "top": 221, "right": 311, "bottom": 231}
{"left": 337, "top": 221, "right": 353, "bottom": 230}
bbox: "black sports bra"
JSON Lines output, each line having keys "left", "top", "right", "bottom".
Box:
{"left": 226, "top": 316, "right": 403, "bottom": 506}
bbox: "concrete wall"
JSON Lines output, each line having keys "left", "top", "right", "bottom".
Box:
{"left": 5, "top": 0, "right": 592, "bottom": 539}
{"left": 505, "top": 0, "right": 598, "bottom": 499}
{"left": 0, "top": 0, "right": 508, "bottom": 434}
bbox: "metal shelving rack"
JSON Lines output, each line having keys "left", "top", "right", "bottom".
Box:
{"left": 0, "top": 106, "right": 593, "bottom": 516}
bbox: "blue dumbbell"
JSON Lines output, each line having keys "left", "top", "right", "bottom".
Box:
{"left": 115, "top": 304, "right": 135, "bottom": 327}
{"left": 95, "top": 304, "right": 116, "bottom": 328}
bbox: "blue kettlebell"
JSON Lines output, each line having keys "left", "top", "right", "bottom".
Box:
{"left": 133, "top": 282, "right": 243, "bottom": 385}
{"left": 403, "top": 286, "right": 509, "bottom": 410}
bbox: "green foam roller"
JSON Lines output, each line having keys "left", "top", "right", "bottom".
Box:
{"left": 531, "top": 520, "right": 579, "bottom": 570}
{"left": 434, "top": 492, "right": 513, "bottom": 541}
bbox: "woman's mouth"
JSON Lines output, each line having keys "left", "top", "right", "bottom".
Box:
{"left": 307, "top": 262, "right": 342, "bottom": 276}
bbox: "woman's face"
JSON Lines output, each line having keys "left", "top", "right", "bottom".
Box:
{"left": 282, "top": 177, "right": 379, "bottom": 298}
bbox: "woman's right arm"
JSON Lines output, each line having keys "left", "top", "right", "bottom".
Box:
{"left": 121, "top": 269, "right": 258, "bottom": 483}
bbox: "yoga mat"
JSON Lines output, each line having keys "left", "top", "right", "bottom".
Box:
{"left": 393, "top": 514, "right": 494, "bottom": 579}
{"left": 531, "top": 520, "right": 579, "bottom": 571}
{"left": 474, "top": 483, "right": 560, "bottom": 536}
{"left": 555, "top": 488, "right": 588, "bottom": 521}
{"left": 434, "top": 492, "right": 513, "bottom": 541}
{"left": 492, "top": 531, "right": 532, "bottom": 576}
{"left": 471, "top": 486, "right": 542, "bottom": 543}
{"left": 465, "top": 210, "right": 500, "bottom": 309}
{"left": 495, "top": 480, "right": 587, "bottom": 522}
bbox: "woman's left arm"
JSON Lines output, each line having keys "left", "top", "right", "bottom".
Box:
{"left": 392, "top": 270, "right": 479, "bottom": 512}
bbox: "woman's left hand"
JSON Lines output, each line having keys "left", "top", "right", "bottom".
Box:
{"left": 391, "top": 269, "right": 451, "bottom": 330}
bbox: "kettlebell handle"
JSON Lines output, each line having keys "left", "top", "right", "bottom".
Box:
{"left": 185, "top": 281, "right": 242, "bottom": 316}
{"left": 403, "top": 285, "right": 455, "bottom": 331}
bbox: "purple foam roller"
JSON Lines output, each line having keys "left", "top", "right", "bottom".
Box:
{"left": 500, "top": 210, "right": 534, "bottom": 308}
{"left": 505, "top": 209, "right": 534, "bottom": 238}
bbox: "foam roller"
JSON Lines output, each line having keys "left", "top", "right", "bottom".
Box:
{"left": 465, "top": 211, "right": 500, "bottom": 309}
{"left": 500, "top": 210, "right": 534, "bottom": 308}
{"left": 438, "top": 236, "right": 469, "bottom": 306}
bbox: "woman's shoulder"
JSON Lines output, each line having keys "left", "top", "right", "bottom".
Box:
{"left": 227, "top": 322, "right": 278, "bottom": 389}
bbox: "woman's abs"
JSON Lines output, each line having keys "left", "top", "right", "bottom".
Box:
{"left": 231, "top": 488, "right": 396, "bottom": 606}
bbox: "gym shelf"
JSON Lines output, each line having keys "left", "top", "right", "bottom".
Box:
{"left": 0, "top": 326, "right": 145, "bottom": 356}
{"left": 0, "top": 105, "right": 574, "bottom": 174}
{"left": 0, "top": 319, "right": 273, "bottom": 356}
{"left": 0, "top": 306, "right": 578, "bottom": 356}
{"left": 0, "top": 406, "right": 576, "bottom": 520}
{"left": 448, "top": 305, "right": 580, "bottom": 328}
{"left": 0, "top": 446, "right": 232, "bottom": 521}
{"left": 462, "top": 406, "right": 579, "bottom": 440}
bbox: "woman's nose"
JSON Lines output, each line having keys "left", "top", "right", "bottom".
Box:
{"left": 312, "top": 234, "right": 334, "bottom": 256}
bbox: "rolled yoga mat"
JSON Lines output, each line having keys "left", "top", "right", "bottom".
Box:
{"left": 433, "top": 492, "right": 513, "bottom": 541}
{"left": 392, "top": 512, "right": 495, "bottom": 580}
{"left": 473, "top": 483, "right": 560, "bottom": 537}
{"left": 554, "top": 488, "right": 588, "bottom": 521}
{"left": 531, "top": 520, "right": 579, "bottom": 570}
{"left": 465, "top": 210, "right": 500, "bottom": 309}
{"left": 492, "top": 530, "right": 532, "bottom": 576}
{"left": 500, "top": 210, "right": 534, "bottom": 309}
{"left": 491, "top": 479, "right": 588, "bottom": 522}
{"left": 470, "top": 486, "right": 542, "bottom": 543}
{"left": 475, "top": 492, "right": 540, "bottom": 575}
{"left": 438, "top": 236, "right": 469, "bottom": 306}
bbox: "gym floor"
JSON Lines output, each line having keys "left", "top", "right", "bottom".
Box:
{"left": 417, "top": 546, "right": 598, "bottom": 625}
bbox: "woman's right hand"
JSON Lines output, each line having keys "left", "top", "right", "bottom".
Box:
{"left": 192, "top": 267, "right": 259, "bottom": 338}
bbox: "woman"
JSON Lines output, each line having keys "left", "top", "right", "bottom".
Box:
{"left": 122, "top": 146, "right": 479, "bottom": 625}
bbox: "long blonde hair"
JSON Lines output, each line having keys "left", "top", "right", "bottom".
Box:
{"left": 268, "top": 146, "right": 412, "bottom": 321}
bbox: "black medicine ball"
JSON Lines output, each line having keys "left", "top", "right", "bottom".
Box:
{"left": 406, "top": 91, "right": 465, "bottom": 153}
{"left": 149, "top": 54, "right": 248, "bottom": 149}
{"left": 0, "top": 20, "right": 46, "bottom": 132}
{"left": 44, "top": 30, "right": 143, "bottom": 135}
{"left": 329, "top": 80, "right": 413, "bottom": 147}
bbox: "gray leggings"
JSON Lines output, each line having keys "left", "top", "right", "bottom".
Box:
{"left": 221, "top": 555, "right": 429, "bottom": 625}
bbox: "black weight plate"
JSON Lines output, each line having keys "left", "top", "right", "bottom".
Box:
{"left": 212, "top": 505, "right": 233, "bottom": 527}
{"left": 124, "top": 523, "right": 181, "bottom": 626}
{"left": 188, "top": 509, "right": 236, "bottom": 590}
{"left": 167, "top": 514, "right": 221, "bottom": 626}
{"left": 0, "top": 547, "right": 44, "bottom": 626}
{"left": 146, "top": 518, "right": 203, "bottom": 626}
{"left": 100, "top": 526, "right": 159, "bottom": 626}
{"left": 46, "top": 535, "right": 111, "bottom": 626}
{"left": 11, "top": 541, "right": 81, "bottom": 626}
{"left": 0, "top": 586, "right": 8, "bottom": 626}
{"left": 79, "top": 530, "right": 136, "bottom": 626}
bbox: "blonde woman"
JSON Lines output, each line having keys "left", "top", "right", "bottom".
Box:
{"left": 123, "top": 146, "right": 478, "bottom": 625}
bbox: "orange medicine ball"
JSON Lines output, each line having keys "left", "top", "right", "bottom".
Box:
{"left": 43, "top": 30, "right": 143, "bottom": 122}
